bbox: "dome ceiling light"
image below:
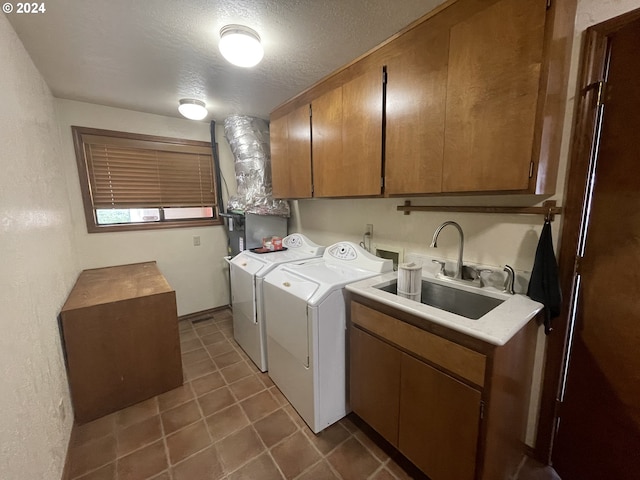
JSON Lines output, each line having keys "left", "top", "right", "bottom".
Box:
{"left": 178, "top": 98, "right": 208, "bottom": 120}
{"left": 219, "top": 24, "right": 264, "bottom": 68}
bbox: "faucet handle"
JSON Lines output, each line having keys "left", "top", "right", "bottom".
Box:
{"left": 477, "top": 268, "right": 494, "bottom": 287}
{"left": 431, "top": 259, "right": 446, "bottom": 275}
{"left": 503, "top": 265, "right": 515, "bottom": 295}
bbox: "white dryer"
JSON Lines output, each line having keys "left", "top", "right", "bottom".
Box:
{"left": 230, "top": 234, "right": 325, "bottom": 372}
{"left": 263, "top": 242, "right": 392, "bottom": 433}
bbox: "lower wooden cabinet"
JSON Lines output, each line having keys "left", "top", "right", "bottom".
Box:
{"left": 349, "top": 299, "right": 536, "bottom": 480}
{"left": 61, "top": 262, "right": 183, "bottom": 424}
{"left": 399, "top": 353, "right": 481, "bottom": 480}
{"left": 351, "top": 326, "right": 480, "bottom": 480}
{"left": 350, "top": 326, "right": 401, "bottom": 445}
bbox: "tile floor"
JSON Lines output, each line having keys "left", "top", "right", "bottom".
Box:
{"left": 65, "top": 309, "right": 561, "bottom": 480}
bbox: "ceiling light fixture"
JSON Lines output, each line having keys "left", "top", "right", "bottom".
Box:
{"left": 219, "top": 24, "right": 264, "bottom": 68}
{"left": 178, "top": 98, "right": 208, "bottom": 120}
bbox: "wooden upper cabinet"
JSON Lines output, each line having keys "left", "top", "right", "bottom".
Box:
{"left": 312, "top": 68, "right": 384, "bottom": 197}
{"left": 270, "top": 104, "right": 312, "bottom": 199}
{"left": 442, "top": 0, "right": 548, "bottom": 193}
{"left": 384, "top": 15, "right": 449, "bottom": 195}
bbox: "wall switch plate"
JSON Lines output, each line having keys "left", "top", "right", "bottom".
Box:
{"left": 193, "top": 236, "right": 201, "bottom": 246}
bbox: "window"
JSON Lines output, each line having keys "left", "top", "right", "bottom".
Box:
{"left": 72, "top": 126, "right": 221, "bottom": 232}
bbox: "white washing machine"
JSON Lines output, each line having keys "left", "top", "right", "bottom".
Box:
{"left": 229, "top": 233, "right": 325, "bottom": 372}
{"left": 263, "top": 242, "right": 393, "bottom": 433}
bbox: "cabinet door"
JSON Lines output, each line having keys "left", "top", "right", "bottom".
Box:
{"left": 399, "top": 353, "right": 481, "bottom": 480}
{"left": 442, "top": 0, "right": 547, "bottom": 192}
{"left": 312, "top": 68, "right": 383, "bottom": 197}
{"left": 271, "top": 105, "right": 312, "bottom": 198}
{"left": 350, "top": 326, "right": 401, "bottom": 445}
{"left": 384, "top": 15, "right": 448, "bottom": 195}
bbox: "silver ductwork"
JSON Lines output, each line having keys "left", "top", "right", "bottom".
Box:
{"left": 224, "top": 115, "right": 290, "bottom": 217}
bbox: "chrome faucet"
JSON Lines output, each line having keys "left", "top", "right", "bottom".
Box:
{"left": 430, "top": 221, "right": 464, "bottom": 280}
{"left": 503, "top": 265, "right": 516, "bottom": 295}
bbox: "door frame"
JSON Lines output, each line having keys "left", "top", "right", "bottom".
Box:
{"left": 535, "top": 7, "right": 640, "bottom": 463}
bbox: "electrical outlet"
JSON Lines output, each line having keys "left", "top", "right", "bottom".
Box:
{"left": 365, "top": 224, "right": 373, "bottom": 237}
{"left": 193, "top": 236, "right": 201, "bottom": 246}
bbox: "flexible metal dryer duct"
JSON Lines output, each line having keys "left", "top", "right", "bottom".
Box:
{"left": 224, "top": 115, "right": 290, "bottom": 217}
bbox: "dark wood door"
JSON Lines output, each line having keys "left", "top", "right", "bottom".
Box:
{"left": 552, "top": 17, "right": 640, "bottom": 479}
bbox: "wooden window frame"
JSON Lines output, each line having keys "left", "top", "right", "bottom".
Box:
{"left": 72, "top": 126, "right": 222, "bottom": 233}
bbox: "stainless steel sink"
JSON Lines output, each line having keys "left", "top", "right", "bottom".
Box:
{"left": 376, "top": 279, "right": 504, "bottom": 320}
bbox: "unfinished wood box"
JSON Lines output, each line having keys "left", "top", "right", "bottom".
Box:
{"left": 60, "top": 261, "right": 182, "bottom": 424}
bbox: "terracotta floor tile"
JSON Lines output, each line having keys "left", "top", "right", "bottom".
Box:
{"left": 179, "top": 338, "right": 203, "bottom": 353}
{"left": 184, "top": 358, "right": 217, "bottom": 380}
{"left": 217, "top": 319, "right": 233, "bottom": 329}
{"left": 206, "top": 340, "right": 236, "bottom": 357}
{"left": 240, "top": 390, "right": 280, "bottom": 422}
{"left": 216, "top": 425, "right": 265, "bottom": 472}
{"left": 354, "top": 431, "right": 389, "bottom": 462}
{"left": 304, "top": 422, "right": 351, "bottom": 455}
{"left": 253, "top": 409, "right": 297, "bottom": 448}
{"left": 338, "top": 416, "right": 359, "bottom": 434}
{"left": 270, "top": 430, "right": 322, "bottom": 479}
{"left": 74, "top": 462, "right": 116, "bottom": 480}
{"left": 116, "top": 415, "right": 163, "bottom": 457}
{"left": 72, "top": 414, "right": 116, "bottom": 446}
{"left": 190, "top": 371, "right": 225, "bottom": 397}
{"left": 161, "top": 400, "right": 202, "bottom": 435}
{"left": 327, "top": 437, "right": 381, "bottom": 480}
{"left": 229, "top": 375, "right": 266, "bottom": 401}
{"left": 283, "top": 404, "right": 307, "bottom": 429}
{"left": 179, "top": 330, "right": 198, "bottom": 342}
{"left": 214, "top": 311, "right": 233, "bottom": 322}
{"left": 171, "top": 445, "right": 224, "bottom": 480}
{"left": 157, "top": 383, "right": 194, "bottom": 412}
{"left": 201, "top": 331, "right": 226, "bottom": 346}
{"left": 213, "top": 349, "right": 243, "bottom": 369}
{"left": 259, "top": 372, "right": 275, "bottom": 387}
{"left": 385, "top": 458, "right": 416, "bottom": 480}
{"left": 220, "top": 361, "right": 253, "bottom": 383}
{"left": 148, "top": 472, "right": 171, "bottom": 480}
{"left": 206, "top": 404, "right": 250, "bottom": 443}
{"left": 193, "top": 317, "right": 215, "bottom": 328}
{"left": 181, "top": 348, "right": 211, "bottom": 366}
{"left": 269, "top": 386, "right": 288, "bottom": 406}
{"left": 220, "top": 327, "right": 234, "bottom": 338}
{"left": 117, "top": 440, "right": 168, "bottom": 480}
{"left": 226, "top": 452, "right": 284, "bottom": 480}
{"left": 68, "top": 433, "right": 117, "bottom": 478}
{"left": 116, "top": 397, "right": 159, "bottom": 429}
{"left": 179, "top": 320, "right": 194, "bottom": 331}
{"left": 165, "top": 420, "right": 212, "bottom": 465}
{"left": 195, "top": 324, "right": 220, "bottom": 337}
{"left": 370, "top": 467, "right": 397, "bottom": 480}
{"left": 199, "top": 386, "right": 236, "bottom": 416}
{"left": 295, "top": 460, "right": 340, "bottom": 480}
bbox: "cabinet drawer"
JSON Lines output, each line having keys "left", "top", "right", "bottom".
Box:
{"left": 351, "top": 302, "right": 486, "bottom": 386}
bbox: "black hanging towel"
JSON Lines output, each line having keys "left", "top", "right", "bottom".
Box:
{"left": 527, "top": 220, "right": 562, "bottom": 334}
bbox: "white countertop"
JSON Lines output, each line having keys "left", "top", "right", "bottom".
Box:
{"left": 345, "top": 270, "right": 543, "bottom": 346}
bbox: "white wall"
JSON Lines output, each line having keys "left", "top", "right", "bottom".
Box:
{"left": 56, "top": 99, "right": 236, "bottom": 316}
{"left": 0, "top": 15, "right": 77, "bottom": 480}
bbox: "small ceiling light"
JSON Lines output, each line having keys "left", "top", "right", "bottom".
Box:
{"left": 178, "top": 99, "right": 208, "bottom": 120}
{"left": 219, "top": 24, "right": 264, "bottom": 68}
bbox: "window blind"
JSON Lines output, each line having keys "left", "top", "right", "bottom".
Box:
{"left": 84, "top": 137, "right": 216, "bottom": 209}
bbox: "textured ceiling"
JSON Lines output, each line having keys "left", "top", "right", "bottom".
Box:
{"left": 7, "top": 0, "right": 446, "bottom": 121}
